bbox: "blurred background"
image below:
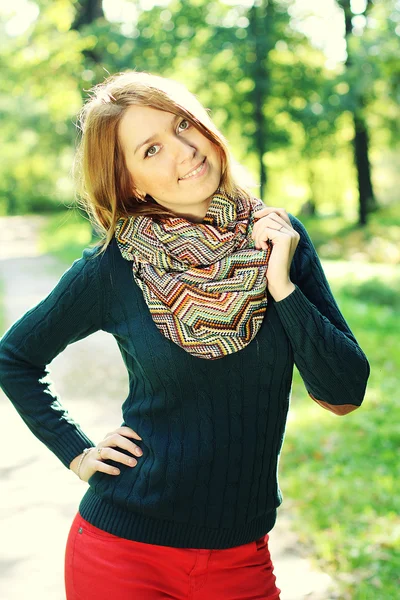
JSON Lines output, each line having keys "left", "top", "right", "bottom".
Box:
{"left": 0, "top": 1, "right": 399, "bottom": 599}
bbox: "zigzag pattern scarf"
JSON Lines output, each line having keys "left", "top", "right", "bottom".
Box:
{"left": 115, "top": 191, "right": 272, "bottom": 359}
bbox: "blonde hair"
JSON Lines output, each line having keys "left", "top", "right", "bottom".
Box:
{"left": 74, "top": 71, "right": 254, "bottom": 249}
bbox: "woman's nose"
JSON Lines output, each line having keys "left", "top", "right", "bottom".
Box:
{"left": 173, "top": 137, "right": 196, "bottom": 162}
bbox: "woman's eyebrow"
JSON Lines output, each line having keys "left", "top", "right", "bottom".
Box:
{"left": 134, "top": 114, "right": 180, "bottom": 155}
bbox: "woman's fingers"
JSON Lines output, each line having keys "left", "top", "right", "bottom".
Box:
{"left": 252, "top": 212, "right": 296, "bottom": 249}
{"left": 97, "top": 426, "right": 144, "bottom": 465}
{"left": 254, "top": 206, "right": 292, "bottom": 226}
{"left": 76, "top": 426, "right": 144, "bottom": 481}
{"left": 92, "top": 455, "right": 121, "bottom": 476}
{"left": 254, "top": 212, "right": 291, "bottom": 232}
{"left": 251, "top": 207, "right": 299, "bottom": 301}
{"left": 105, "top": 426, "right": 142, "bottom": 440}
{"left": 97, "top": 446, "right": 138, "bottom": 467}
{"left": 77, "top": 447, "right": 121, "bottom": 479}
{"left": 102, "top": 432, "right": 143, "bottom": 457}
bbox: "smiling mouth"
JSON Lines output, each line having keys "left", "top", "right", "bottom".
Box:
{"left": 179, "top": 158, "right": 206, "bottom": 180}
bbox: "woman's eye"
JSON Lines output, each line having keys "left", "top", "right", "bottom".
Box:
{"left": 178, "top": 119, "right": 190, "bottom": 132}
{"left": 145, "top": 145, "right": 159, "bottom": 157}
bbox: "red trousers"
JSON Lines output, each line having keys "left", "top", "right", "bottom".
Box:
{"left": 65, "top": 513, "right": 281, "bottom": 600}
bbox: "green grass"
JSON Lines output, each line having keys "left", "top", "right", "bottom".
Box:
{"left": 300, "top": 204, "right": 400, "bottom": 264}
{"left": 38, "top": 207, "right": 400, "bottom": 598}
{"left": 38, "top": 209, "right": 95, "bottom": 264}
{"left": 281, "top": 261, "right": 400, "bottom": 599}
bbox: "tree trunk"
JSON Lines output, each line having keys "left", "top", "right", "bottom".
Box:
{"left": 354, "top": 112, "right": 375, "bottom": 225}
{"left": 248, "top": 3, "right": 271, "bottom": 201}
{"left": 340, "top": 0, "right": 377, "bottom": 225}
{"left": 254, "top": 85, "right": 267, "bottom": 200}
{"left": 306, "top": 166, "right": 317, "bottom": 215}
{"left": 71, "top": 0, "right": 104, "bottom": 240}
{"left": 71, "top": 0, "right": 104, "bottom": 65}
{"left": 72, "top": 0, "right": 104, "bottom": 29}
{"left": 6, "top": 190, "right": 17, "bottom": 216}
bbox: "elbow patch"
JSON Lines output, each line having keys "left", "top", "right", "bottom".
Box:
{"left": 309, "top": 393, "right": 360, "bottom": 416}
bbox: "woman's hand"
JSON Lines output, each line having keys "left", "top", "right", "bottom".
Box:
{"left": 252, "top": 206, "right": 300, "bottom": 302}
{"left": 70, "top": 426, "right": 143, "bottom": 482}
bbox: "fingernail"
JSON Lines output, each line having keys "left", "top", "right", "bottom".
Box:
{"left": 113, "top": 469, "right": 120, "bottom": 474}
{"left": 134, "top": 448, "right": 142, "bottom": 456}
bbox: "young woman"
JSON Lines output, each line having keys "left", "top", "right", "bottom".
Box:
{"left": 0, "top": 71, "right": 370, "bottom": 600}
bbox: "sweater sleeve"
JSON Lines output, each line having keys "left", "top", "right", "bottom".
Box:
{"left": 0, "top": 246, "right": 108, "bottom": 467}
{"left": 273, "top": 215, "right": 370, "bottom": 415}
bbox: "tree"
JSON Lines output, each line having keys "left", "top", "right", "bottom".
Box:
{"left": 247, "top": 1, "right": 273, "bottom": 199}
{"left": 336, "top": 0, "right": 377, "bottom": 225}
{"left": 71, "top": 0, "right": 104, "bottom": 65}
{"left": 1, "top": 0, "right": 398, "bottom": 219}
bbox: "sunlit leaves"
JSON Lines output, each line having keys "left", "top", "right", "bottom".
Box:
{"left": 0, "top": 0, "right": 399, "bottom": 220}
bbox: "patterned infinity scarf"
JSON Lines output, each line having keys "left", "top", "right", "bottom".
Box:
{"left": 115, "top": 191, "right": 272, "bottom": 359}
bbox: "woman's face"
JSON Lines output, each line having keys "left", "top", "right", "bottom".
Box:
{"left": 118, "top": 105, "right": 222, "bottom": 221}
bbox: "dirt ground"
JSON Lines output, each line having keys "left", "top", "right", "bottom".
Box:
{"left": 0, "top": 216, "right": 337, "bottom": 600}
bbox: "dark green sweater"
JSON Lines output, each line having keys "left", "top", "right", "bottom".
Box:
{"left": 0, "top": 216, "right": 369, "bottom": 548}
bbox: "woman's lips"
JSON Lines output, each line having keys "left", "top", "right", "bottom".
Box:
{"left": 179, "top": 158, "right": 207, "bottom": 181}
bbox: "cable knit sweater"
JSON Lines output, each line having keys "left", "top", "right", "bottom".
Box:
{"left": 0, "top": 215, "right": 369, "bottom": 549}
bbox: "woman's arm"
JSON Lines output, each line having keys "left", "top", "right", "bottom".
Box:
{"left": 273, "top": 215, "right": 370, "bottom": 415}
{"left": 0, "top": 246, "right": 108, "bottom": 466}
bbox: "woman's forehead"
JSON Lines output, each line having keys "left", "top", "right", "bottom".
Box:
{"left": 121, "top": 105, "right": 176, "bottom": 127}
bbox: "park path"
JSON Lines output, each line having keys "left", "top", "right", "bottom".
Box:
{"left": 0, "top": 216, "right": 337, "bottom": 600}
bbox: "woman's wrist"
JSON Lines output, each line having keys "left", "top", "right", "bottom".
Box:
{"left": 268, "top": 281, "right": 296, "bottom": 302}
{"left": 70, "top": 448, "right": 93, "bottom": 480}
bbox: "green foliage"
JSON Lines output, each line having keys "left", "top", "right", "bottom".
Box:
{"left": 0, "top": 0, "right": 399, "bottom": 215}
{"left": 342, "top": 276, "right": 400, "bottom": 309}
{"left": 300, "top": 202, "right": 400, "bottom": 264}
{"left": 336, "top": 0, "right": 400, "bottom": 146}
{"left": 38, "top": 209, "right": 93, "bottom": 264}
{"left": 0, "top": 0, "right": 85, "bottom": 215}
